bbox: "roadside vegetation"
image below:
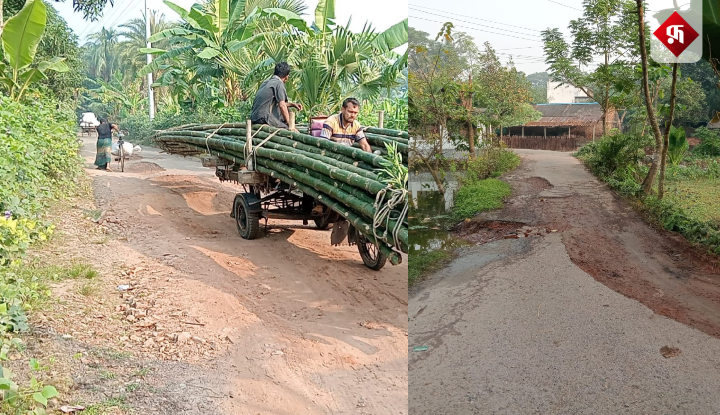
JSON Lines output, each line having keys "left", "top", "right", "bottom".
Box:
{"left": 408, "top": 23, "right": 531, "bottom": 285}
{"left": 578, "top": 127, "right": 720, "bottom": 254}
{"left": 80, "top": 1, "right": 408, "bottom": 145}
{"left": 560, "top": 0, "right": 720, "bottom": 255}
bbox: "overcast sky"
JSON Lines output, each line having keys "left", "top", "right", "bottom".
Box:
{"left": 409, "top": 0, "right": 595, "bottom": 75}
{"left": 53, "top": 0, "right": 408, "bottom": 45}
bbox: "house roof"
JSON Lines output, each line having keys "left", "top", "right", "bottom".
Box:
{"left": 519, "top": 103, "right": 606, "bottom": 127}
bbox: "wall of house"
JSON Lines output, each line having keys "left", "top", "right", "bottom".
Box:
{"left": 547, "top": 81, "right": 589, "bottom": 104}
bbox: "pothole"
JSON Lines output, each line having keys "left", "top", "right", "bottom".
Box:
{"left": 455, "top": 220, "right": 559, "bottom": 245}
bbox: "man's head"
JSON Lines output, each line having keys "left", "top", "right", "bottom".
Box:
{"left": 274, "top": 62, "right": 291, "bottom": 82}
{"left": 99, "top": 118, "right": 108, "bottom": 124}
{"left": 341, "top": 98, "right": 361, "bottom": 123}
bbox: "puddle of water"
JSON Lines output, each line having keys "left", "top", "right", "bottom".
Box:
{"left": 409, "top": 172, "right": 468, "bottom": 256}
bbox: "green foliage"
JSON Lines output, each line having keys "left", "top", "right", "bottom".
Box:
{"left": 0, "top": 0, "right": 70, "bottom": 101}
{"left": 667, "top": 125, "right": 689, "bottom": 166}
{"left": 645, "top": 194, "right": 720, "bottom": 254}
{"left": 0, "top": 95, "right": 82, "bottom": 266}
{"left": 693, "top": 127, "right": 720, "bottom": 157}
{"left": 376, "top": 143, "right": 408, "bottom": 190}
{"left": 358, "top": 93, "right": 408, "bottom": 131}
{"left": 460, "top": 144, "right": 521, "bottom": 182}
{"left": 408, "top": 250, "right": 449, "bottom": 285}
{"left": 578, "top": 133, "right": 652, "bottom": 188}
{"left": 452, "top": 179, "right": 511, "bottom": 221}
{"left": 0, "top": 360, "right": 59, "bottom": 415}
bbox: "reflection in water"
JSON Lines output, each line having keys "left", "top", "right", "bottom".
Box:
{"left": 409, "top": 172, "right": 468, "bottom": 256}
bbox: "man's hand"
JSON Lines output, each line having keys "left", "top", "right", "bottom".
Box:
{"left": 359, "top": 138, "right": 372, "bottom": 153}
{"left": 290, "top": 102, "right": 303, "bottom": 111}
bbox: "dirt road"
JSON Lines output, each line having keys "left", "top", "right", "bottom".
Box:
{"left": 45, "top": 135, "right": 407, "bottom": 414}
{"left": 409, "top": 149, "right": 720, "bottom": 414}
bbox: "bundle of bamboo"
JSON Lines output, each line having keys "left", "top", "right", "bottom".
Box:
{"left": 153, "top": 122, "right": 408, "bottom": 264}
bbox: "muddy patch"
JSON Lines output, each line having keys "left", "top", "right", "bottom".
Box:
{"left": 124, "top": 161, "right": 165, "bottom": 174}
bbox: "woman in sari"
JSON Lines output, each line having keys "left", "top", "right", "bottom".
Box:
{"left": 95, "top": 118, "right": 119, "bottom": 171}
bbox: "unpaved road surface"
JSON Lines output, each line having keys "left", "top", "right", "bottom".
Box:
{"left": 409, "top": 149, "right": 720, "bottom": 414}
{"left": 65, "top": 135, "right": 407, "bottom": 414}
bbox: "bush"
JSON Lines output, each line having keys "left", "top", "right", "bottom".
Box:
{"left": 461, "top": 144, "right": 521, "bottom": 183}
{"left": 580, "top": 133, "right": 651, "bottom": 181}
{"left": 693, "top": 127, "right": 720, "bottom": 157}
{"left": 644, "top": 195, "right": 720, "bottom": 254}
{"left": 0, "top": 95, "right": 82, "bottom": 266}
{"left": 453, "top": 179, "right": 512, "bottom": 221}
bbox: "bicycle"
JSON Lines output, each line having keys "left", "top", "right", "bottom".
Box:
{"left": 114, "top": 129, "right": 130, "bottom": 172}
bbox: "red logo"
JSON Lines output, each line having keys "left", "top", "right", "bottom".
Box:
{"left": 653, "top": 11, "right": 699, "bottom": 57}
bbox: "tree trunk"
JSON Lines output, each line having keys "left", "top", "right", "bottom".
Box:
{"left": 421, "top": 155, "right": 446, "bottom": 198}
{"left": 658, "top": 63, "right": 678, "bottom": 200}
{"left": 636, "top": 0, "right": 665, "bottom": 196}
{"left": 468, "top": 120, "right": 475, "bottom": 159}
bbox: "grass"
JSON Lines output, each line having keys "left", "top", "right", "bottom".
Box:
{"left": 664, "top": 177, "right": 720, "bottom": 225}
{"left": 409, "top": 250, "right": 451, "bottom": 285}
{"left": 83, "top": 397, "right": 128, "bottom": 415}
{"left": 452, "top": 179, "right": 512, "bottom": 221}
{"left": 132, "top": 367, "right": 151, "bottom": 377}
{"left": 76, "top": 279, "right": 100, "bottom": 297}
{"left": 125, "top": 383, "right": 140, "bottom": 392}
{"left": 100, "top": 370, "right": 116, "bottom": 380}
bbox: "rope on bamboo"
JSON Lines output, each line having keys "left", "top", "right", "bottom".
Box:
{"left": 248, "top": 125, "right": 282, "bottom": 171}
{"left": 205, "top": 123, "right": 228, "bottom": 153}
{"left": 372, "top": 186, "right": 408, "bottom": 251}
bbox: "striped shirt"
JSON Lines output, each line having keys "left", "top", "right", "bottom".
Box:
{"left": 320, "top": 113, "right": 366, "bottom": 146}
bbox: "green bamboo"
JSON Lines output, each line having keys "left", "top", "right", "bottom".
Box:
{"left": 249, "top": 124, "right": 385, "bottom": 168}
{"left": 363, "top": 134, "right": 409, "bottom": 152}
{"left": 257, "top": 157, "right": 407, "bottom": 248}
{"left": 182, "top": 144, "right": 406, "bottom": 257}
{"left": 365, "top": 127, "right": 409, "bottom": 139}
{"left": 155, "top": 130, "right": 380, "bottom": 181}
{"left": 155, "top": 135, "right": 389, "bottom": 194}
{"left": 180, "top": 126, "right": 375, "bottom": 169}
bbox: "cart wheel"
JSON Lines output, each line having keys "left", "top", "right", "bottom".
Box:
{"left": 235, "top": 195, "right": 261, "bottom": 240}
{"left": 357, "top": 234, "right": 387, "bottom": 271}
{"left": 314, "top": 215, "right": 331, "bottom": 230}
{"left": 119, "top": 145, "right": 125, "bottom": 172}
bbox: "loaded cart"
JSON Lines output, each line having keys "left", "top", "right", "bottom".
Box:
{"left": 154, "top": 121, "right": 408, "bottom": 271}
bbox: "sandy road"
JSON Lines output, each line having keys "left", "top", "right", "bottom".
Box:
{"left": 78, "top": 135, "right": 408, "bottom": 414}
{"left": 409, "top": 149, "right": 720, "bottom": 414}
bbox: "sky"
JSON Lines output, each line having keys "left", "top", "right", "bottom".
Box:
{"left": 53, "top": 0, "right": 409, "bottom": 44}
{"left": 409, "top": 0, "right": 591, "bottom": 75}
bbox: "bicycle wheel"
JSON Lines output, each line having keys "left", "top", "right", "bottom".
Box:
{"left": 119, "top": 144, "right": 125, "bottom": 172}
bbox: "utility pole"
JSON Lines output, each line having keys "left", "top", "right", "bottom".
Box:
{"left": 145, "top": 0, "right": 155, "bottom": 119}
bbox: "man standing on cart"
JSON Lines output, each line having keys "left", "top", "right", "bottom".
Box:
{"left": 250, "top": 62, "right": 303, "bottom": 129}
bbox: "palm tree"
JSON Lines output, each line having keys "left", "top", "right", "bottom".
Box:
{"left": 118, "top": 11, "right": 173, "bottom": 83}
{"left": 85, "top": 27, "right": 121, "bottom": 82}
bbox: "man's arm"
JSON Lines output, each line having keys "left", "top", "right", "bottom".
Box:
{"left": 358, "top": 137, "right": 372, "bottom": 153}
{"left": 278, "top": 100, "right": 291, "bottom": 125}
{"left": 289, "top": 102, "right": 303, "bottom": 111}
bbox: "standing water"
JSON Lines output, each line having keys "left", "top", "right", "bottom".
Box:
{"left": 409, "top": 172, "right": 468, "bottom": 256}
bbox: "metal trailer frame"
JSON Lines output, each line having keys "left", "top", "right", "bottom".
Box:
{"left": 205, "top": 156, "right": 388, "bottom": 271}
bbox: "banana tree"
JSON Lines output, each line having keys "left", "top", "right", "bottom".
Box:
{"left": 0, "top": 0, "right": 68, "bottom": 101}
{"left": 139, "top": 0, "right": 303, "bottom": 105}
{"left": 262, "top": 0, "right": 408, "bottom": 117}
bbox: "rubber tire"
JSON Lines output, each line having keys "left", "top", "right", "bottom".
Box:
{"left": 357, "top": 234, "right": 388, "bottom": 271}
{"left": 235, "top": 196, "right": 261, "bottom": 240}
{"left": 119, "top": 145, "right": 125, "bottom": 172}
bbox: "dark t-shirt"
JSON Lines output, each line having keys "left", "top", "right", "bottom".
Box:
{"left": 97, "top": 123, "right": 115, "bottom": 138}
{"left": 250, "top": 76, "right": 289, "bottom": 129}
